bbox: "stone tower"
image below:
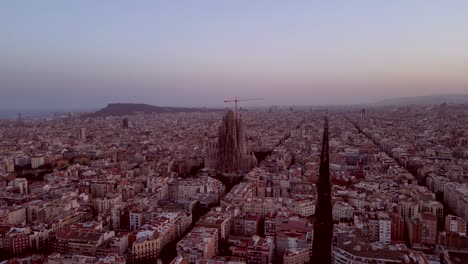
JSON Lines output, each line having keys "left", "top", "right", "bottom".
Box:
{"left": 217, "top": 110, "right": 256, "bottom": 175}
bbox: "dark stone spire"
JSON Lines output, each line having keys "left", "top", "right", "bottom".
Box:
{"left": 312, "top": 116, "right": 333, "bottom": 263}
{"left": 217, "top": 111, "right": 254, "bottom": 174}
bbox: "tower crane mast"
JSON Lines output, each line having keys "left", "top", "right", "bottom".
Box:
{"left": 224, "top": 97, "right": 263, "bottom": 117}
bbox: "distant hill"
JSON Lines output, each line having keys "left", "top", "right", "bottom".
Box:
{"left": 86, "top": 103, "right": 216, "bottom": 117}
{"left": 375, "top": 94, "right": 468, "bottom": 106}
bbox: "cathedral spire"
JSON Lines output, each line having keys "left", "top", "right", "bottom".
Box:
{"left": 217, "top": 110, "right": 255, "bottom": 175}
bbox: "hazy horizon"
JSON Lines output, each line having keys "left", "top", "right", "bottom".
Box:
{"left": 2, "top": 1, "right": 468, "bottom": 109}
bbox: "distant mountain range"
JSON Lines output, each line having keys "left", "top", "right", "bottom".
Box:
{"left": 86, "top": 103, "right": 220, "bottom": 117}
{"left": 374, "top": 94, "right": 468, "bottom": 106}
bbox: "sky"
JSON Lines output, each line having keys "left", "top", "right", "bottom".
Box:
{"left": 1, "top": 1, "right": 468, "bottom": 110}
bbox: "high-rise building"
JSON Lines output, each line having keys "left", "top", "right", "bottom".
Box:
{"left": 17, "top": 112, "right": 24, "bottom": 126}
{"left": 420, "top": 213, "right": 437, "bottom": 246}
{"left": 122, "top": 118, "right": 129, "bottom": 129}
{"left": 31, "top": 155, "right": 45, "bottom": 169}
{"left": 216, "top": 111, "right": 257, "bottom": 176}
{"left": 76, "top": 128, "right": 86, "bottom": 140}
{"left": 407, "top": 218, "right": 423, "bottom": 247}
{"left": 378, "top": 212, "right": 392, "bottom": 244}
{"left": 129, "top": 211, "right": 144, "bottom": 230}
{"left": 421, "top": 201, "right": 444, "bottom": 230}
{"left": 391, "top": 213, "right": 405, "bottom": 242}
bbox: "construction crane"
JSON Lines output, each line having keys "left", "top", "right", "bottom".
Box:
{"left": 224, "top": 97, "right": 263, "bottom": 116}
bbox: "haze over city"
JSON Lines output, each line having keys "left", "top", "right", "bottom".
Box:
{"left": 2, "top": 2, "right": 468, "bottom": 264}
{"left": 1, "top": 1, "right": 468, "bottom": 110}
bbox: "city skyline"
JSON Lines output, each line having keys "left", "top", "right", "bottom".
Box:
{"left": 2, "top": 1, "right": 468, "bottom": 109}
{"left": 1, "top": 2, "right": 468, "bottom": 263}
{"left": 1, "top": 105, "right": 466, "bottom": 263}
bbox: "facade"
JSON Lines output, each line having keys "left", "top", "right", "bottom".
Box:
{"left": 4, "top": 157, "right": 15, "bottom": 172}
{"left": 264, "top": 215, "right": 276, "bottom": 237}
{"left": 31, "top": 155, "right": 45, "bottom": 169}
{"left": 420, "top": 213, "right": 437, "bottom": 246}
{"left": 46, "top": 253, "right": 126, "bottom": 264}
{"left": 233, "top": 214, "right": 260, "bottom": 237}
{"left": 277, "top": 230, "right": 312, "bottom": 261}
{"left": 197, "top": 211, "right": 232, "bottom": 242}
{"left": 407, "top": 218, "right": 423, "bottom": 247}
{"left": 129, "top": 211, "right": 144, "bottom": 231}
{"left": 244, "top": 236, "right": 275, "bottom": 264}
{"left": 333, "top": 229, "right": 408, "bottom": 264}
{"left": 426, "top": 174, "right": 450, "bottom": 194}
{"left": 93, "top": 195, "right": 121, "bottom": 214}
{"left": 53, "top": 228, "right": 115, "bottom": 256}
{"left": 0, "top": 207, "right": 27, "bottom": 225}
{"left": 378, "top": 212, "right": 391, "bottom": 244}
{"left": 368, "top": 213, "right": 379, "bottom": 242}
{"left": 205, "top": 140, "right": 218, "bottom": 171}
{"left": 391, "top": 213, "right": 404, "bottom": 242}
{"left": 177, "top": 227, "right": 218, "bottom": 264}
{"left": 89, "top": 181, "right": 115, "bottom": 198}
{"left": 332, "top": 202, "right": 354, "bottom": 221}
{"left": 283, "top": 248, "right": 309, "bottom": 264}
{"left": 3, "top": 227, "right": 31, "bottom": 254}
{"left": 421, "top": 201, "right": 444, "bottom": 228}
{"left": 229, "top": 235, "right": 275, "bottom": 264}
{"left": 131, "top": 231, "right": 162, "bottom": 261}
{"left": 9, "top": 178, "right": 29, "bottom": 195}
{"left": 438, "top": 232, "right": 468, "bottom": 249}
{"left": 75, "top": 128, "right": 86, "bottom": 140}
{"left": 398, "top": 202, "right": 420, "bottom": 221}
{"left": 444, "top": 183, "right": 468, "bottom": 222}
{"left": 445, "top": 214, "right": 466, "bottom": 234}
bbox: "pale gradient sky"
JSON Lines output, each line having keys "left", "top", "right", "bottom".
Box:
{"left": 1, "top": 1, "right": 468, "bottom": 109}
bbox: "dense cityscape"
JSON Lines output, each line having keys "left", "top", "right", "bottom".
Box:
{"left": 0, "top": 103, "right": 467, "bottom": 264}
{"left": 3, "top": 2, "right": 468, "bottom": 263}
